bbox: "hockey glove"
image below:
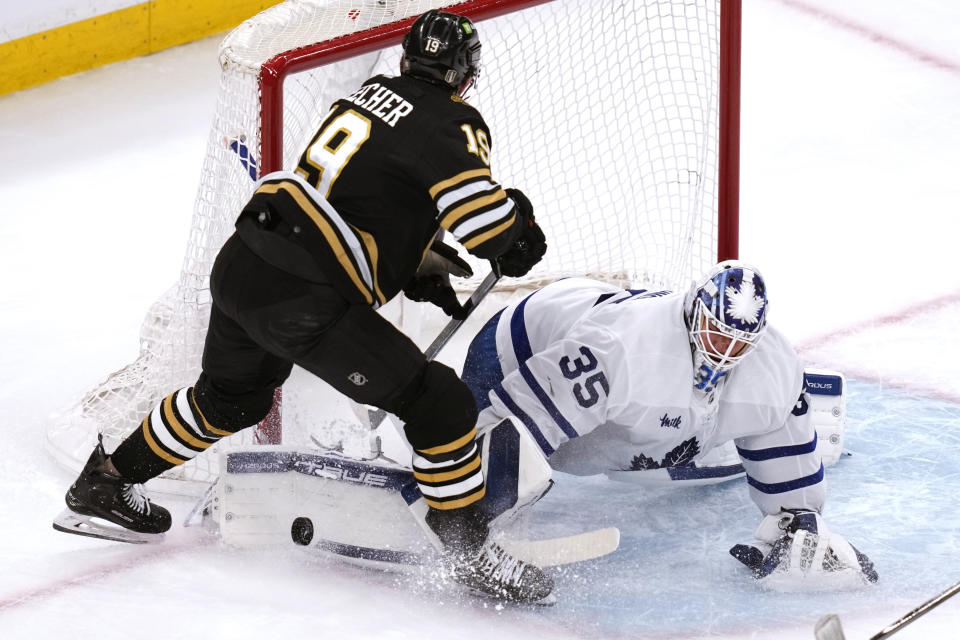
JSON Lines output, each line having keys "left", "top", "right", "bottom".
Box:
{"left": 416, "top": 240, "right": 474, "bottom": 280}
{"left": 403, "top": 240, "right": 473, "bottom": 319}
{"left": 403, "top": 274, "right": 468, "bottom": 320}
{"left": 730, "top": 509, "right": 878, "bottom": 591}
{"left": 496, "top": 188, "right": 547, "bottom": 278}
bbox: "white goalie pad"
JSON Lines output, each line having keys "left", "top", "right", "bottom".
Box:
{"left": 804, "top": 368, "right": 846, "bottom": 467}
{"left": 206, "top": 422, "right": 609, "bottom": 570}
{"left": 207, "top": 446, "right": 435, "bottom": 568}
{"left": 476, "top": 416, "right": 555, "bottom": 527}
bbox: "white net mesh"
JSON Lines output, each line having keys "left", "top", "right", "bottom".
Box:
{"left": 45, "top": 0, "right": 732, "bottom": 494}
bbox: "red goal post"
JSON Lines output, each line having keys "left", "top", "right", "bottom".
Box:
{"left": 45, "top": 0, "right": 742, "bottom": 494}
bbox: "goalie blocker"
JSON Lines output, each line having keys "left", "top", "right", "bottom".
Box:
{"left": 206, "top": 417, "right": 618, "bottom": 569}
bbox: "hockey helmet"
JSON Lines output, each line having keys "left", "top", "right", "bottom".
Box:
{"left": 685, "top": 260, "right": 769, "bottom": 373}
{"left": 401, "top": 10, "right": 482, "bottom": 96}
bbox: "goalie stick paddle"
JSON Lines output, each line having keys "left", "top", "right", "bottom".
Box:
{"left": 366, "top": 265, "right": 501, "bottom": 429}
{"left": 814, "top": 579, "right": 960, "bottom": 640}
{"left": 498, "top": 526, "right": 621, "bottom": 568}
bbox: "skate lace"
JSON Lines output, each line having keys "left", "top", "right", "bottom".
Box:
{"left": 477, "top": 542, "right": 526, "bottom": 587}
{"left": 121, "top": 483, "right": 152, "bottom": 515}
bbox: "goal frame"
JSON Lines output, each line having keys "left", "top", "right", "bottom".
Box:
{"left": 259, "top": 0, "right": 741, "bottom": 257}
{"left": 44, "top": 0, "right": 745, "bottom": 492}
{"left": 255, "top": 0, "right": 742, "bottom": 446}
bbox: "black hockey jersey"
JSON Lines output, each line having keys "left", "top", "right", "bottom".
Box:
{"left": 236, "top": 74, "right": 523, "bottom": 307}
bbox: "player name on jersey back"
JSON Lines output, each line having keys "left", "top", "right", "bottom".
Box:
{"left": 342, "top": 82, "right": 414, "bottom": 127}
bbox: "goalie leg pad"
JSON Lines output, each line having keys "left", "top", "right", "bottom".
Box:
{"left": 209, "top": 445, "right": 615, "bottom": 570}
{"left": 211, "top": 446, "right": 431, "bottom": 566}
{"left": 804, "top": 368, "right": 846, "bottom": 467}
{"left": 477, "top": 417, "right": 554, "bottom": 526}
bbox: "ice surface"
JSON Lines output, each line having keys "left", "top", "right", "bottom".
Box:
{"left": 1, "top": 1, "right": 959, "bottom": 638}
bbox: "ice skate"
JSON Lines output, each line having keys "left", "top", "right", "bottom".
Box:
{"left": 53, "top": 435, "right": 171, "bottom": 544}
{"left": 427, "top": 506, "right": 554, "bottom": 604}
{"left": 450, "top": 538, "right": 555, "bottom": 604}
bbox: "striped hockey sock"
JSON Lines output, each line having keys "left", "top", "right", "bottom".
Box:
{"left": 110, "top": 387, "right": 238, "bottom": 483}
{"left": 413, "top": 428, "right": 485, "bottom": 510}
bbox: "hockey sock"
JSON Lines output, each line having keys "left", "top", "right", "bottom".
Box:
{"left": 110, "top": 388, "right": 238, "bottom": 483}
{"left": 412, "top": 428, "right": 485, "bottom": 511}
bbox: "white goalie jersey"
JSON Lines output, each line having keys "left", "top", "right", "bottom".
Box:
{"left": 470, "top": 277, "right": 825, "bottom": 516}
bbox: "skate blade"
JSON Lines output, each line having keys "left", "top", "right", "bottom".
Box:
{"left": 458, "top": 583, "right": 557, "bottom": 607}
{"left": 528, "top": 592, "right": 557, "bottom": 607}
{"left": 52, "top": 509, "right": 164, "bottom": 545}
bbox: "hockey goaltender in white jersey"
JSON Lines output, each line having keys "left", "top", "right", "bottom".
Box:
{"left": 460, "top": 261, "right": 879, "bottom": 590}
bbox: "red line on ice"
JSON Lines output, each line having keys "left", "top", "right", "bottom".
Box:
{"left": 796, "top": 291, "right": 960, "bottom": 351}
{"left": 0, "top": 545, "right": 186, "bottom": 612}
{"left": 822, "top": 365, "right": 960, "bottom": 405}
{"left": 796, "top": 291, "right": 960, "bottom": 404}
{"left": 772, "top": 0, "right": 960, "bottom": 77}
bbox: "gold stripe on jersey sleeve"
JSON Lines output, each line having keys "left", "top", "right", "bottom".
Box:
{"left": 352, "top": 226, "right": 387, "bottom": 306}
{"left": 417, "top": 428, "right": 477, "bottom": 456}
{"left": 461, "top": 213, "right": 517, "bottom": 251}
{"left": 141, "top": 416, "right": 187, "bottom": 466}
{"left": 188, "top": 388, "right": 233, "bottom": 437}
{"left": 439, "top": 189, "right": 508, "bottom": 229}
{"left": 424, "top": 486, "right": 486, "bottom": 510}
{"left": 257, "top": 182, "right": 374, "bottom": 305}
{"left": 429, "top": 168, "right": 491, "bottom": 199}
{"left": 413, "top": 455, "right": 481, "bottom": 483}
{"left": 162, "top": 395, "right": 213, "bottom": 450}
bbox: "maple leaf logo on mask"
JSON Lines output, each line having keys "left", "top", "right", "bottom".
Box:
{"left": 725, "top": 279, "right": 765, "bottom": 327}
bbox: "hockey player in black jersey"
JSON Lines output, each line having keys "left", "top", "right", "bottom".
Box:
{"left": 54, "top": 10, "right": 550, "bottom": 604}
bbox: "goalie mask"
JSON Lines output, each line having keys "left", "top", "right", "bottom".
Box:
{"left": 401, "top": 10, "right": 482, "bottom": 97}
{"left": 685, "top": 261, "right": 769, "bottom": 377}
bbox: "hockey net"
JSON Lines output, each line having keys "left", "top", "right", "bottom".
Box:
{"left": 45, "top": 0, "right": 741, "bottom": 494}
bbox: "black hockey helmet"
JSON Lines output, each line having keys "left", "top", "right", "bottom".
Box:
{"left": 401, "top": 10, "right": 481, "bottom": 96}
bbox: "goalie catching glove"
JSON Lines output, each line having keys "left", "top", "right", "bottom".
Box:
{"left": 496, "top": 188, "right": 547, "bottom": 278}
{"left": 730, "top": 509, "right": 878, "bottom": 591}
{"left": 403, "top": 239, "right": 473, "bottom": 319}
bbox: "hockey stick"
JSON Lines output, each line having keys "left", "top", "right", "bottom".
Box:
{"left": 365, "top": 264, "right": 502, "bottom": 429}
{"left": 498, "top": 526, "right": 620, "bottom": 567}
{"left": 814, "top": 579, "right": 960, "bottom": 640}
{"left": 295, "top": 521, "right": 620, "bottom": 568}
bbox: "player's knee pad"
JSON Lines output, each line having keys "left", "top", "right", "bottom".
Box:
{"left": 397, "top": 361, "right": 478, "bottom": 453}
{"left": 477, "top": 416, "right": 554, "bottom": 526}
{"left": 192, "top": 373, "right": 276, "bottom": 433}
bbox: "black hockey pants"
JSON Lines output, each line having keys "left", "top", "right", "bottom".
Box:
{"left": 202, "top": 232, "right": 432, "bottom": 423}
{"left": 111, "top": 232, "right": 479, "bottom": 489}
